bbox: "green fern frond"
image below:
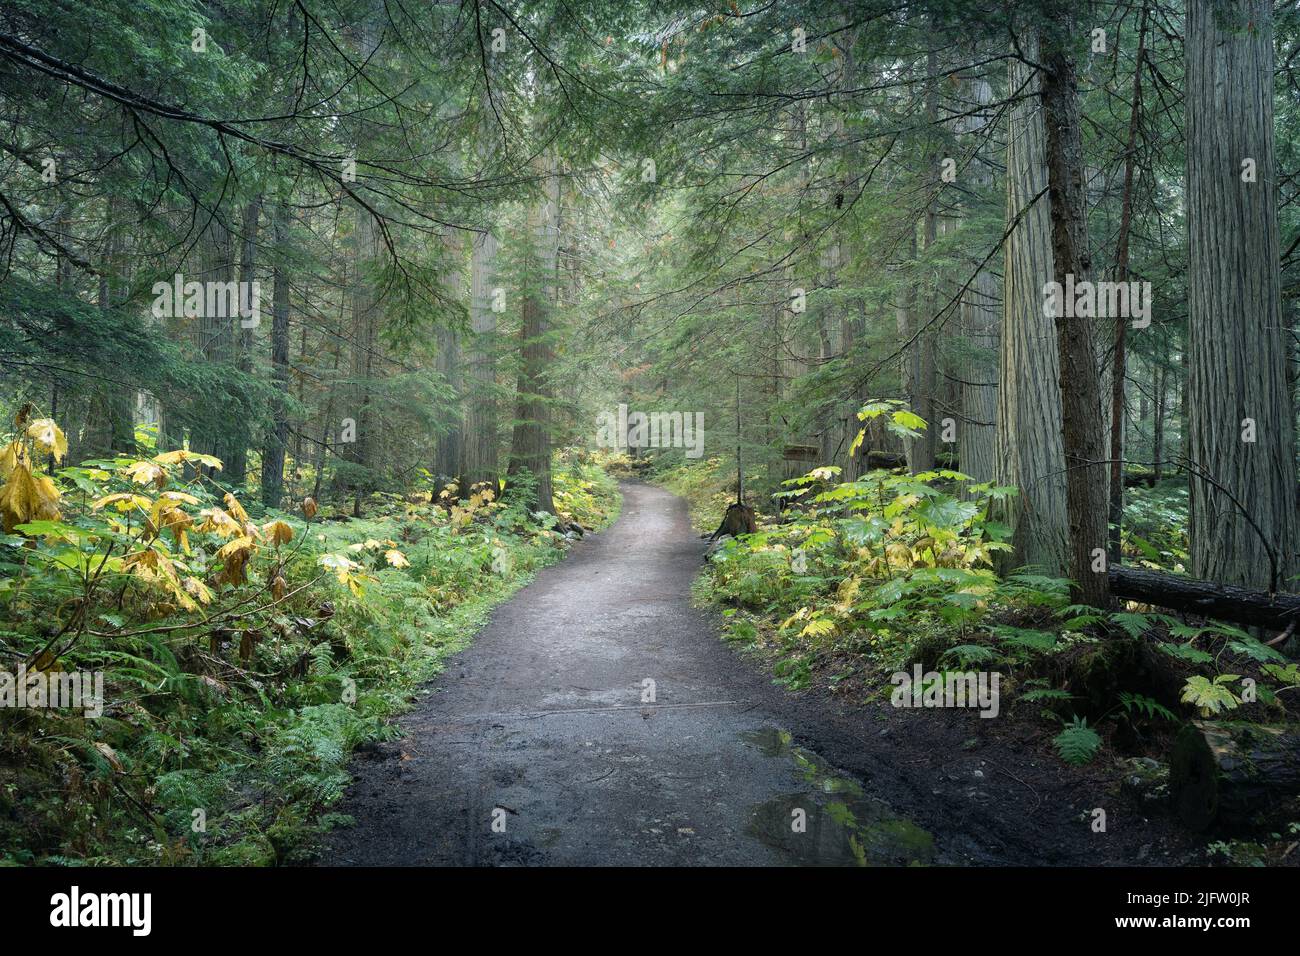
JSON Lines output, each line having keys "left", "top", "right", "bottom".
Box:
{"left": 1053, "top": 716, "right": 1102, "bottom": 766}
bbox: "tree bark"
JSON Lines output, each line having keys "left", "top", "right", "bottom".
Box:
{"left": 433, "top": 324, "right": 463, "bottom": 489}
{"left": 1186, "top": 0, "right": 1298, "bottom": 592}
{"left": 1152, "top": 361, "right": 1166, "bottom": 482}
{"left": 1109, "top": 565, "right": 1300, "bottom": 629}
{"left": 1108, "top": 9, "right": 1148, "bottom": 561}
{"left": 463, "top": 226, "right": 499, "bottom": 494}
{"left": 261, "top": 205, "right": 291, "bottom": 508}
{"left": 1041, "top": 25, "right": 1111, "bottom": 607}
{"left": 895, "top": 226, "right": 924, "bottom": 470}
{"left": 507, "top": 151, "right": 560, "bottom": 514}
{"left": 996, "top": 31, "right": 1069, "bottom": 576}
{"left": 226, "top": 194, "right": 261, "bottom": 484}
{"left": 958, "top": 71, "right": 999, "bottom": 487}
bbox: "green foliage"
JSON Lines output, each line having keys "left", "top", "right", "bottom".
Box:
{"left": 942, "top": 644, "right": 999, "bottom": 668}
{"left": 1157, "top": 640, "right": 1215, "bottom": 666}
{"left": 1121, "top": 484, "right": 1190, "bottom": 572}
{"left": 1116, "top": 692, "right": 1177, "bottom": 723}
{"left": 0, "top": 425, "right": 619, "bottom": 864}
{"left": 701, "top": 445, "right": 1022, "bottom": 674}
{"left": 1180, "top": 675, "right": 1243, "bottom": 717}
{"left": 1110, "top": 612, "right": 1153, "bottom": 640}
{"left": 1053, "top": 717, "right": 1103, "bottom": 766}
{"left": 663, "top": 407, "right": 1083, "bottom": 699}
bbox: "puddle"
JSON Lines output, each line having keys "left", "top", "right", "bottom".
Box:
{"left": 740, "top": 728, "right": 935, "bottom": 866}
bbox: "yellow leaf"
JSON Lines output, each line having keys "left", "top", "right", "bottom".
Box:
{"left": 271, "top": 575, "right": 287, "bottom": 601}
{"left": 217, "top": 535, "right": 255, "bottom": 560}
{"left": 197, "top": 507, "right": 241, "bottom": 538}
{"left": 123, "top": 460, "right": 166, "bottom": 487}
{"left": 301, "top": 497, "right": 318, "bottom": 519}
{"left": 154, "top": 449, "right": 223, "bottom": 470}
{"left": 0, "top": 462, "right": 60, "bottom": 533}
{"left": 223, "top": 493, "right": 249, "bottom": 525}
{"left": 886, "top": 542, "right": 912, "bottom": 565}
{"left": 800, "top": 618, "right": 836, "bottom": 638}
{"left": 26, "top": 419, "right": 67, "bottom": 463}
{"left": 849, "top": 428, "right": 865, "bottom": 458}
{"left": 218, "top": 547, "right": 251, "bottom": 587}
{"left": 0, "top": 441, "right": 23, "bottom": 479}
{"left": 384, "top": 549, "right": 410, "bottom": 568}
{"left": 159, "top": 491, "right": 200, "bottom": 506}
{"left": 779, "top": 607, "right": 808, "bottom": 630}
{"left": 837, "top": 574, "right": 857, "bottom": 606}
{"left": 184, "top": 576, "right": 214, "bottom": 605}
{"left": 93, "top": 492, "right": 151, "bottom": 513}
{"left": 263, "top": 520, "right": 293, "bottom": 547}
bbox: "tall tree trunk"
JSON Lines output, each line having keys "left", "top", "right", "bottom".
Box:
{"left": 913, "top": 43, "right": 940, "bottom": 473}
{"left": 434, "top": 325, "right": 463, "bottom": 488}
{"left": 1041, "top": 21, "right": 1111, "bottom": 607}
{"left": 464, "top": 226, "right": 500, "bottom": 493}
{"left": 996, "top": 32, "right": 1070, "bottom": 576}
{"left": 840, "top": 306, "right": 870, "bottom": 480}
{"left": 84, "top": 203, "right": 135, "bottom": 456}
{"left": 958, "top": 71, "right": 999, "bottom": 486}
{"left": 1153, "top": 361, "right": 1166, "bottom": 482}
{"left": 261, "top": 205, "right": 291, "bottom": 507}
{"left": 226, "top": 196, "right": 261, "bottom": 485}
{"left": 1108, "top": 8, "right": 1148, "bottom": 561}
{"left": 507, "top": 152, "right": 560, "bottom": 514}
{"left": 895, "top": 226, "right": 924, "bottom": 470}
{"left": 191, "top": 218, "right": 235, "bottom": 476}
{"left": 1186, "top": 0, "right": 1298, "bottom": 592}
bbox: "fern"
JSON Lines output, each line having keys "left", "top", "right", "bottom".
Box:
{"left": 941, "top": 643, "right": 997, "bottom": 668}
{"left": 1018, "top": 687, "right": 1074, "bottom": 704}
{"left": 1117, "top": 692, "right": 1176, "bottom": 722}
{"left": 992, "top": 625, "right": 1058, "bottom": 654}
{"left": 1226, "top": 635, "right": 1286, "bottom": 664}
{"left": 1157, "top": 641, "right": 1214, "bottom": 665}
{"left": 1262, "top": 662, "right": 1300, "bottom": 686}
{"left": 1110, "top": 612, "right": 1152, "bottom": 639}
{"left": 1053, "top": 716, "right": 1102, "bottom": 766}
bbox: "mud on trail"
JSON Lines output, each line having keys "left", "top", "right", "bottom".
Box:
{"left": 320, "top": 482, "right": 1200, "bottom": 866}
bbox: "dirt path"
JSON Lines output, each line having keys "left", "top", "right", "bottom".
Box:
{"left": 320, "top": 482, "right": 1197, "bottom": 866}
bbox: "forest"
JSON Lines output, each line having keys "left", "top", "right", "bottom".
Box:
{"left": 2, "top": 0, "right": 1300, "bottom": 884}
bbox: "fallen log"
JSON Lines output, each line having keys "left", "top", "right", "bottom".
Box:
{"left": 1170, "top": 721, "right": 1300, "bottom": 831}
{"left": 863, "top": 451, "right": 906, "bottom": 469}
{"left": 1108, "top": 565, "right": 1300, "bottom": 630}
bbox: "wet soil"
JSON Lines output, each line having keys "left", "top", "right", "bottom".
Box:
{"left": 319, "top": 482, "right": 1202, "bottom": 866}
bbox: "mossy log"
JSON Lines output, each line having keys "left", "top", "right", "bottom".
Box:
{"left": 1170, "top": 721, "right": 1300, "bottom": 831}
{"left": 1109, "top": 566, "right": 1300, "bottom": 630}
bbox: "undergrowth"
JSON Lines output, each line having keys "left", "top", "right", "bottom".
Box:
{"left": 657, "top": 402, "right": 1296, "bottom": 784}
{"left": 0, "top": 413, "right": 619, "bottom": 864}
